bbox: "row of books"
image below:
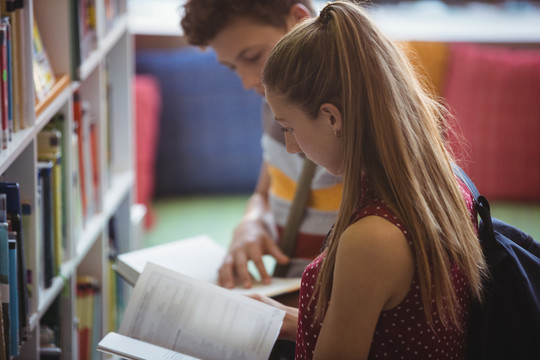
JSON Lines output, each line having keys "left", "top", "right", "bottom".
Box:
{"left": 0, "top": 101, "right": 107, "bottom": 357}
{"left": 70, "top": 0, "right": 126, "bottom": 80}
{"left": 0, "top": 121, "right": 70, "bottom": 358}
{"left": 0, "top": 1, "right": 32, "bottom": 153}
{"left": 0, "top": 0, "right": 126, "bottom": 156}
{"left": 40, "top": 96, "right": 101, "bottom": 271}
{"left": 0, "top": 182, "right": 30, "bottom": 358}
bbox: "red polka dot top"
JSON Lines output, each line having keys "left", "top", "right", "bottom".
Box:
{"left": 295, "top": 179, "right": 476, "bottom": 360}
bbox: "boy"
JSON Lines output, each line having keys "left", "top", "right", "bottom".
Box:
{"left": 180, "top": 0, "right": 342, "bottom": 293}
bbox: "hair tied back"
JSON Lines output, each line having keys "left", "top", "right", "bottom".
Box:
{"left": 318, "top": 2, "right": 334, "bottom": 26}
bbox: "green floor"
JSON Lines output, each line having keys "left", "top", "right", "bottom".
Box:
{"left": 143, "top": 195, "right": 540, "bottom": 248}
{"left": 143, "top": 194, "right": 251, "bottom": 248}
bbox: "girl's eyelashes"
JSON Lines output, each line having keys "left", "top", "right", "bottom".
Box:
{"left": 280, "top": 127, "right": 294, "bottom": 134}
{"left": 242, "top": 52, "right": 262, "bottom": 64}
{"left": 247, "top": 53, "right": 261, "bottom": 63}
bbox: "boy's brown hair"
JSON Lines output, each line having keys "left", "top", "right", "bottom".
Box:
{"left": 181, "top": 0, "right": 316, "bottom": 46}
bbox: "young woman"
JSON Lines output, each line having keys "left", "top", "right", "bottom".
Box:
{"left": 257, "top": 2, "right": 488, "bottom": 359}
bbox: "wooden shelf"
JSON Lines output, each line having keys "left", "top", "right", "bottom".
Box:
{"left": 34, "top": 73, "right": 71, "bottom": 117}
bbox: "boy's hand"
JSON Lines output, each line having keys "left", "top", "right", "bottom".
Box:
{"left": 219, "top": 219, "right": 289, "bottom": 289}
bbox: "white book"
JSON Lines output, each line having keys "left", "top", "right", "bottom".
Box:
{"left": 114, "top": 234, "right": 301, "bottom": 298}
{"left": 98, "top": 262, "right": 285, "bottom": 360}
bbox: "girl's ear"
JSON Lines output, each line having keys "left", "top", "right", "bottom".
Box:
{"left": 319, "top": 103, "right": 343, "bottom": 134}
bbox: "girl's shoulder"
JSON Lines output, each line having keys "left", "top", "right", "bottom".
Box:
{"left": 340, "top": 214, "right": 408, "bottom": 257}
{"left": 336, "top": 214, "right": 416, "bottom": 311}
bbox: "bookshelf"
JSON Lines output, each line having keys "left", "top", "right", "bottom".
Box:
{"left": 0, "top": 0, "right": 134, "bottom": 359}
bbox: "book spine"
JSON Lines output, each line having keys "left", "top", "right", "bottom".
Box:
{"left": 21, "top": 201, "right": 35, "bottom": 314}
{"left": 2, "top": 17, "right": 12, "bottom": 143}
{"left": 38, "top": 127, "right": 64, "bottom": 274}
{"left": 73, "top": 92, "right": 87, "bottom": 221}
{"left": 37, "top": 163, "right": 54, "bottom": 289}
{"left": 8, "top": 237, "right": 18, "bottom": 357}
{"left": 0, "top": 23, "right": 8, "bottom": 149}
{"left": 0, "top": 194, "right": 9, "bottom": 360}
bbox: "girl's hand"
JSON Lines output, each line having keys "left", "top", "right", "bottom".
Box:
{"left": 249, "top": 293, "right": 299, "bottom": 342}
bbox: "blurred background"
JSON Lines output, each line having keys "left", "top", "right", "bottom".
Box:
{"left": 127, "top": 0, "right": 540, "bottom": 249}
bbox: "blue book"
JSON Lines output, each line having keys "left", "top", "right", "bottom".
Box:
{"left": 8, "top": 238, "right": 18, "bottom": 357}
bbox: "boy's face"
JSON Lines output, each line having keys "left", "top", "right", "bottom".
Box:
{"left": 209, "top": 18, "right": 290, "bottom": 97}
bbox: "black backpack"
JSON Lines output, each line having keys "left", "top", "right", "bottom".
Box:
{"left": 452, "top": 164, "right": 540, "bottom": 360}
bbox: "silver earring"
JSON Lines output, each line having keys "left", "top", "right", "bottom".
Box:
{"left": 334, "top": 129, "right": 342, "bottom": 137}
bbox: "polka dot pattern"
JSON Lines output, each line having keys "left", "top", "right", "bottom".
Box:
{"left": 294, "top": 178, "right": 476, "bottom": 360}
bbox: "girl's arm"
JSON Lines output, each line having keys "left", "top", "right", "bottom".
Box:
{"left": 313, "top": 216, "right": 415, "bottom": 360}
{"left": 249, "top": 293, "right": 299, "bottom": 342}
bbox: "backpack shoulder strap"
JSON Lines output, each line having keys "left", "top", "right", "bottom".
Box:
{"left": 450, "top": 163, "right": 496, "bottom": 245}
{"left": 451, "top": 162, "right": 480, "bottom": 200}
{"left": 451, "top": 163, "right": 540, "bottom": 259}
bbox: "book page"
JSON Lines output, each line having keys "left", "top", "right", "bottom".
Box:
{"left": 98, "top": 332, "right": 198, "bottom": 360}
{"left": 115, "top": 235, "right": 301, "bottom": 297}
{"left": 119, "top": 262, "right": 285, "bottom": 360}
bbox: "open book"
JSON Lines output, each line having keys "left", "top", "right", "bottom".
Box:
{"left": 114, "top": 234, "right": 301, "bottom": 297}
{"left": 98, "top": 262, "right": 285, "bottom": 360}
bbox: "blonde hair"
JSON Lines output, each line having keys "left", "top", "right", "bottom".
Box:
{"left": 263, "top": 1, "right": 487, "bottom": 328}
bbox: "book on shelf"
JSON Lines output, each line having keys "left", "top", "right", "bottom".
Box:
{"left": 70, "top": 0, "right": 97, "bottom": 76}
{"left": 44, "top": 114, "right": 69, "bottom": 262}
{"left": 4, "top": 0, "right": 29, "bottom": 131}
{"left": 0, "top": 305, "right": 4, "bottom": 360}
{"left": 21, "top": 201, "right": 35, "bottom": 313}
{"left": 7, "top": 237, "right": 18, "bottom": 357}
{"left": 70, "top": 129, "right": 84, "bottom": 242}
{"left": 3, "top": 1, "right": 18, "bottom": 135}
{"left": 31, "top": 16, "right": 55, "bottom": 103}
{"left": 38, "top": 125, "right": 65, "bottom": 273}
{"left": 76, "top": 276, "right": 100, "bottom": 360}
{"left": 37, "top": 161, "right": 55, "bottom": 289}
{"left": 72, "top": 93, "right": 98, "bottom": 223}
{"left": 0, "top": 17, "right": 10, "bottom": 149}
{"left": 2, "top": 16, "right": 13, "bottom": 143}
{"left": 0, "top": 193, "right": 10, "bottom": 360}
{"left": 0, "top": 182, "right": 29, "bottom": 345}
{"left": 98, "top": 262, "right": 285, "bottom": 360}
{"left": 40, "top": 295, "right": 63, "bottom": 360}
{"left": 68, "top": 0, "right": 81, "bottom": 80}
{"left": 107, "top": 217, "right": 118, "bottom": 332}
{"left": 114, "top": 234, "right": 302, "bottom": 298}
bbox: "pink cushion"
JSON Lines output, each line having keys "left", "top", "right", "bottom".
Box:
{"left": 134, "top": 75, "right": 162, "bottom": 227}
{"left": 444, "top": 44, "right": 540, "bottom": 202}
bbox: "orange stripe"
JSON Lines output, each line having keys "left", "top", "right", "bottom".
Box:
{"left": 268, "top": 165, "right": 342, "bottom": 211}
